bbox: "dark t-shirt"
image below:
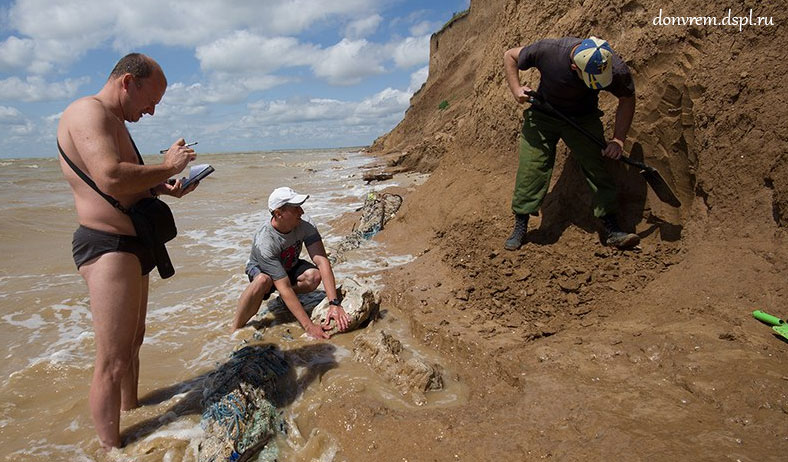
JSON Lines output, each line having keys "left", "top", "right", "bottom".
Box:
{"left": 518, "top": 37, "right": 635, "bottom": 116}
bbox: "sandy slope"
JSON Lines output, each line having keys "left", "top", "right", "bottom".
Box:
{"left": 314, "top": 1, "right": 788, "bottom": 460}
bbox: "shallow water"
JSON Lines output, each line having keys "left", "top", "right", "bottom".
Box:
{"left": 0, "top": 149, "right": 465, "bottom": 461}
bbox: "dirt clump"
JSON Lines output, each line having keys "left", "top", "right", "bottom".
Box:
{"left": 353, "top": 329, "right": 444, "bottom": 405}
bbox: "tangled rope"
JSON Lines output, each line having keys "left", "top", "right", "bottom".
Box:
{"left": 198, "top": 345, "right": 290, "bottom": 462}
{"left": 330, "top": 192, "right": 403, "bottom": 264}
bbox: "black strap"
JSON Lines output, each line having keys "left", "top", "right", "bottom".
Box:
{"left": 128, "top": 135, "right": 145, "bottom": 165}
{"left": 57, "top": 132, "right": 147, "bottom": 214}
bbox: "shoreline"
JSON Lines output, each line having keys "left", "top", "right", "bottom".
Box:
{"left": 0, "top": 146, "right": 373, "bottom": 163}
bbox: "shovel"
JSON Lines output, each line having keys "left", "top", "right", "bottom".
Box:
{"left": 524, "top": 91, "right": 681, "bottom": 208}
{"left": 752, "top": 310, "right": 788, "bottom": 341}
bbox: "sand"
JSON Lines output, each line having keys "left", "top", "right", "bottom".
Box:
{"left": 303, "top": 1, "right": 788, "bottom": 460}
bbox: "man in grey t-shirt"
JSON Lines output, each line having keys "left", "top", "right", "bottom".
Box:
{"left": 232, "top": 186, "right": 349, "bottom": 339}
{"left": 502, "top": 36, "right": 640, "bottom": 250}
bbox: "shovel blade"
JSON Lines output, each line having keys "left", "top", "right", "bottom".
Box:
{"left": 640, "top": 167, "right": 682, "bottom": 207}
{"left": 774, "top": 325, "right": 788, "bottom": 341}
{"left": 530, "top": 94, "right": 682, "bottom": 208}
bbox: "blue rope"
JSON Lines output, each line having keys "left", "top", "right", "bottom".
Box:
{"left": 201, "top": 346, "right": 290, "bottom": 444}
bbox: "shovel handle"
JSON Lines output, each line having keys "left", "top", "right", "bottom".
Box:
{"left": 619, "top": 155, "right": 649, "bottom": 171}
{"left": 525, "top": 91, "right": 681, "bottom": 207}
{"left": 525, "top": 91, "right": 605, "bottom": 146}
{"left": 753, "top": 310, "right": 785, "bottom": 326}
{"left": 524, "top": 90, "right": 646, "bottom": 168}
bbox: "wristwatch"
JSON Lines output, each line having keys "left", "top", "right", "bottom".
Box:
{"left": 328, "top": 298, "right": 342, "bottom": 306}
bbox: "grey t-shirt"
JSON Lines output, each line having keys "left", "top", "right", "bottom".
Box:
{"left": 245, "top": 215, "right": 322, "bottom": 281}
{"left": 518, "top": 37, "right": 635, "bottom": 116}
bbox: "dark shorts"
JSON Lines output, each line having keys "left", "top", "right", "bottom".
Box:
{"left": 72, "top": 225, "right": 155, "bottom": 276}
{"left": 246, "top": 258, "right": 317, "bottom": 298}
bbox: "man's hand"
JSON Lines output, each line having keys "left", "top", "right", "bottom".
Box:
{"left": 602, "top": 138, "right": 624, "bottom": 160}
{"left": 163, "top": 138, "right": 196, "bottom": 174}
{"left": 156, "top": 177, "right": 198, "bottom": 198}
{"left": 323, "top": 304, "right": 350, "bottom": 333}
{"left": 304, "top": 321, "right": 330, "bottom": 340}
{"left": 514, "top": 85, "right": 534, "bottom": 104}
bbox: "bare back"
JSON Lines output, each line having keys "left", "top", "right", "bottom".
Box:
{"left": 57, "top": 96, "right": 150, "bottom": 235}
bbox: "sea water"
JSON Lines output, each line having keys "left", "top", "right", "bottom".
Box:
{"left": 0, "top": 149, "right": 465, "bottom": 461}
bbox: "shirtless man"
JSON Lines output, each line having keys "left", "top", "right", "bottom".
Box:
{"left": 57, "top": 53, "right": 196, "bottom": 449}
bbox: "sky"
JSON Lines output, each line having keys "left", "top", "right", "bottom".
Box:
{"left": 0, "top": 0, "right": 470, "bottom": 158}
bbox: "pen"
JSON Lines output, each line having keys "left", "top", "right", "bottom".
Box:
{"left": 160, "top": 141, "right": 198, "bottom": 154}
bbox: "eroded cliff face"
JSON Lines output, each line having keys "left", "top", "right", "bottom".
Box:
{"left": 370, "top": 0, "right": 786, "bottom": 237}
{"left": 312, "top": 4, "right": 787, "bottom": 460}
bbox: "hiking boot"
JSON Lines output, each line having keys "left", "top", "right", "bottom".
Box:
{"left": 504, "top": 213, "right": 529, "bottom": 251}
{"left": 601, "top": 214, "right": 640, "bottom": 249}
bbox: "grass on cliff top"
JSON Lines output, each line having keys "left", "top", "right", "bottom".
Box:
{"left": 435, "top": 8, "right": 470, "bottom": 36}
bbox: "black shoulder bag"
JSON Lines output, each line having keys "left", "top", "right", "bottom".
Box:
{"left": 58, "top": 136, "right": 177, "bottom": 279}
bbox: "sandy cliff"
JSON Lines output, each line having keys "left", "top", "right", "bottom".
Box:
{"left": 374, "top": 0, "right": 786, "bottom": 233}
{"left": 324, "top": 1, "right": 788, "bottom": 459}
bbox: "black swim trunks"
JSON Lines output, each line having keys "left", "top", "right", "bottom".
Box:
{"left": 72, "top": 225, "right": 155, "bottom": 275}
{"left": 246, "top": 258, "right": 317, "bottom": 299}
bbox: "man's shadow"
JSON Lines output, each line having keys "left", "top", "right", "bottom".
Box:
{"left": 120, "top": 341, "right": 338, "bottom": 447}
{"left": 526, "top": 142, "right": 679, "bottom": 244}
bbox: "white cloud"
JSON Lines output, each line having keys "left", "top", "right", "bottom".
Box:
{"left": 344, "top": 14, "right": 382, "bottom": 39}
{"left": 0, "top": 106, "right": 34, "bottom": 136}
{"left": 10, "top": 0, "right": 115, "bottom": 39}
{"left": 226, "top": 89, "right": 410, "bottom": 148}
{"left": 262, "top": 0, "right": 377, "bottom": 35}
{"left": 10, "top": 121, "right": 34, "bottom": 135}
{"left": 198, "top": 31, "right": 399, "bottom": 88}
{"left": 6, "top": 1, "right": 116, "bottom": 73}
{"left": 243, "top": 86, "right": 410, "bottom": 129}
{"left": 239, "top": 74, "right": 294, "bottom": 92}
{"left": 2, "top": 0, "right": 379, "bottom": 74}
{"left": 351, "top": 87, "right": 410, "bottom": 121}
{"left": 390, "top": 34, "right": 430, "bottom": 69}
{"left": 0, "top": 34, "right": 102, "bottom": 75}
{"left": 408, "top": 66, "right": 428, "bottom": 93}
{"left": 245, "top": 98, "right": 352, "bottom": 125}
{"left": 45, "top": 112, "right": 63, "bottom": 123}
{"left": 0, "top": 36, "right": 36, "bottom": 72}
{"left": 162, "top": 74, "right": 293, "bottom": 108}
{"left": 0, "top": 0, "right": 440, "bottom": 155}
{"left": 40, "top": 112, "right": 62, "bottom": 137}
{"left": 0, "top": 76, "right": 90, "bottom": 102}
{"left": 311, "top": 38, "right": 384, "bottom": 85}
{"left": 0, "top": 105, "right": 24, "bottom": 122}
{"left": 196, "top": 31, "right": 318, "bottom": 74}
{"left": 409, "top": 20, "right": 438, "bottom": 36}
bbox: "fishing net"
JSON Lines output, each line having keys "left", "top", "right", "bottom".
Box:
{"left": 198, "top": 345, "right": 292, "bottom": 462}
{"left": 330, "top": 192, "right": 403, "bottom": 264}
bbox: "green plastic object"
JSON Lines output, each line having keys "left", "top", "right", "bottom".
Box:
{"left": 753, "top": 310, "right": 788, "bottom": 340}
{"left": 753, "top": 310, "right": 784, "bottom": 326}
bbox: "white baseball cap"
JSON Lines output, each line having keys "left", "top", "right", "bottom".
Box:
{"left": 572, "top": 36, "right": 614, "bottom": 90}
{"left": 268, "top": 186, "right": 309, "bottom": 211}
